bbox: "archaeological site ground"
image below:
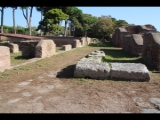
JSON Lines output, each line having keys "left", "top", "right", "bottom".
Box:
{"left": 0, "top": 25, "right": 160, "bottom": 113}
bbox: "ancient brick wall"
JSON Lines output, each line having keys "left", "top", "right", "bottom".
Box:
{"left": 73, "top": 39, "right": 81, "bottom": 48}
{"left": 142, "top": 33, "right": 160, "bottom": 70}
{"left": 0, "top": 43, "right": 19, "bottom": 53}
{"left": 43, "top": 36, "right": 80, "bottom": 47}
{"left": 86, "top": 37, "right": 91, "bottom": 45}
{"left": 112, "top": 24, "right": 157, "bottom": 48}
{"left": 7, "top": 43, "right": 19, "bottom": 53}
{"left": 62, "top": 44, "right": 72, "bottom": 51}
{"left": 20, "top": 42, "right": 38, "bottom": 58}
{"left": 125, "top": 26, "right": 138, "bottom": 34}
{"left": 80, "top": 37, "right": 91, "bottom": 46}
{"left": 122, "top": 35, "right": 132, "bottom": 54}
{"left": 111, "top": 28, "right": 130, "bottom": 47}
{"left": 123, "top": 34, "right": 143, "bottom": 56}
{"left": 0, "top": 36, "right": 25, "bottom": 42}
{"left": 80, "top": 37, "right": 87, "bottom": 46}
{"left": 130, "top": 34, "right": 143, "bottom": 56}
{"left": 0, "top": 46, "right": 10, "bottom": 72}
{"left": 35, "top": 40, "right": 56, "bottom": 58}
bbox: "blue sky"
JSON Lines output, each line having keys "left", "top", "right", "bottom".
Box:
{"left": 1, "top": 7, "right": 160, "bottom": 31}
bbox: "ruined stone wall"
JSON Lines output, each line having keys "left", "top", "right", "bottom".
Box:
{"left": 112, "top": 24, "right": 157, "bottom": 48}
{"left": 35, "top": 40, "right": 56, "bottom": 58}
{"left": 7, "top": 43, "right": 19, "bottom": 53}
{"left": 73, "top": 39, "right": 81, "bottom": 48}
{"left": 62, "top": 44, "right": 72, "bottom": 51}
{"left": 0, "top": 43, "right": 19, "bottom": 53}
{"left": 43, "top": 36, "right": 80, "bottom": 47}
{"left": 122, "top": 35, "right": 132, "bottom": 54}
{"left": 0, "top": 36, "right": 22, "bottom": 42}
{"left": 142, "top": 33, "right": 160, "bottom": 70}
{"left": 80, "top": 37, "right": 91, "bottom": 46}
{"left": 20, "top": 42, "right": 38, "bottom": 58}
{"left": 111, "top": 28, "right": 130, "bottom": 47}
{"left": 123, "top": 34, "right": 143, "bottom": 56}
{"left": 0, "top": 46, "right": 10, "bottom": 72}
{"left": 87, "top": 37, "right": 91, "bottom": 45}
{"left": 125, "top": 25, "right": 157, "bottom": 35}
{"left": 145, "top": 24, "right": 157, "bottom": 31}
{"left": 131, "top": 34, "right": 143, "bottom": 56}
{"left": 125, "top": 26, "right": 138, "bottom": 34}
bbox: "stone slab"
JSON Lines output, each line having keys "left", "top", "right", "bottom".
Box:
{"left": 110, "top": 63, "right": 150, "bottom": 81}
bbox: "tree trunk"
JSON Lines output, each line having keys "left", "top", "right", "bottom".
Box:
{"left": 40, "top": 11, "right": 42, "bottom": 36}
{"left": 64, "top": 20, "right": 68, "bottom": 37}
{"left": 29, "top": 7, "right": 33, "bottom": 36}
{"left": 0, "top": 7, "right": 4, "bottom": 33}
{"left": 85, "top": 31, "right": 87, "bottom": 37}
{"left": 22, "top": 7, "right": 33, "bottom": 35}
{"left": 13, "top": 8, "right": 16, "bottom": 34}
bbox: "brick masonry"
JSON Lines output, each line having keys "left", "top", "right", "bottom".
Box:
{"left": 142, "top": 33, "right": 160, "bottom": 70}
{"left": 62, "top": 44, "right": 72, "bottom": 51}
{"left": 73, "top": 39, "right": 82, "bottom": 48}
{"left": 35, "top": 39, "right": 56, "bottom": 58}
{"left": 0, "top": 46, "right": 10, "bottom": 72}
{"left": 20, "top": 42, "right": 38, "bottom": 58}
{"left": 111, "top": 24, "right": 157, "bottom": 48}
{"left": 123, "top": 34, "right": 143, "bottom": 56}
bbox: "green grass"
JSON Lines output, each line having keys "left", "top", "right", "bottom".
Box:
{"left": 10, "top": 51, "right": 30, "bottom": 65}
{"left": 56, "top": 47, "right": 63, "bottom": 52}
{"left": 89, "top": 41, "right": 143, "bottom": 64}
{"left": 0, "top": 71, "right": 10, "bottom": 78}
{"left": 14, "top": 67, "right": 31, "bottom": 70}
{"left": 77, "top": 78, "right": 88, "bottom": 82}
{"left": 101, "top": 49, "right": 142, "bottom": 63}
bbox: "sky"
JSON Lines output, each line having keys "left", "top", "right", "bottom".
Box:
{"left": 1, "top": 7, "right": 160, "bottom": 31}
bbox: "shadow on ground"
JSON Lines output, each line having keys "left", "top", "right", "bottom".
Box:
{"left": 100, "top": 49, "right": 143, "bottom": 63}
{"left": 15, "top": 56, "right": 33, "bottom": 60}
{"left": 100, "top": 49, "right": 156, "bottom": 71}
{"left": 56, "top": 64, "right": 76, "bottom": 78}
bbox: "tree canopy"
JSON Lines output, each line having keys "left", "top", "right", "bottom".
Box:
{"left": 36, "top": 8, "right": 68, "bottom": 35}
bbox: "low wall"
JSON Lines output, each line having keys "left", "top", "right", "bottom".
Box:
{"left": 73, "top": 39, "right": 81, "bottom": 48}
{"left": 111, "top": 28, "right": 130, "bottom": 47}
{"left": 20, "top": 42, "right": 38, "bottom": 58}
{"left": 0, "top": 46, "right": 10, "bottom": 72}
{"left": 35, "top": 39, "right": 56, "bottom": 58}
{"left": 142, "top": 33, "right": 160, "bottom": 70}
{"left": 62, "top": 44, "right": 72, "bottom": 51}
{"left": 123, "top": 34, "right": 143, "bottom": 56}
{"left": 43, "top": 36, "right": 80, "bottom": 47}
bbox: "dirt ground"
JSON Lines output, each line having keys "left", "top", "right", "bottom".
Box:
{"left": 0, "top": 46, "right": 160, "bottom": 113}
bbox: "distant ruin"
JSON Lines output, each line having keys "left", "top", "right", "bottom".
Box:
{"left": 0, "top": 33, "right": 92, "bottom": 72}
{"left": 123, "top": 34, "right": 143, "bottom": 56}
{"left": 111, "top": 24, "right": 160, "bottom": 70}
{"left": 112, "top": 24, "right": 157, "bottom": 47}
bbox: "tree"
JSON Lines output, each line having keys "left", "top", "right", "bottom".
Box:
{"left": 12, "top": 7, "right": 17, "bottom": 34}
{"left": 0, "top": 7, "right": 6, "bottom": 33}
{"left": 80, "top": 14, "right": 98, "bottom": 37}
{"left": 36, "top": 8, "right": 68, "bottom": 35}
{"left": 62, "top": 7, "right": 83, "bottom": 37}
{"left": 36, "top": 7, "right": 45, "bottom": 36}
{"left": 21, "top": 6, "right": 33, "bottom": 35}
{"left": 112, "top": 17, "right": 129, "bottom": 30}
{"left": 92, "top": 15, "right": 115, "bottom": 39}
